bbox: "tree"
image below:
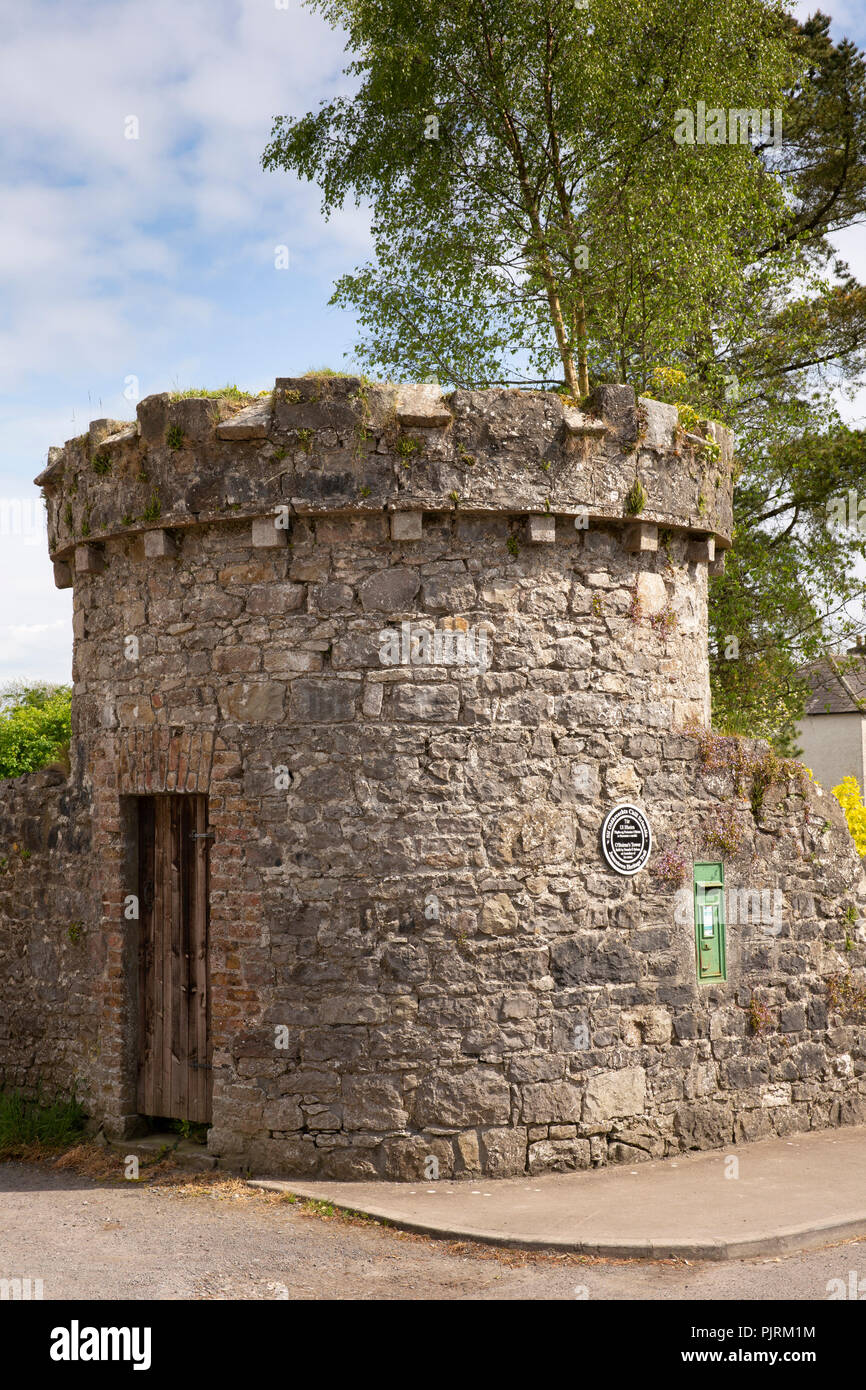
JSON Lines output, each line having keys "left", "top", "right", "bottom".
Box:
{"left": 263, "top": 0, "right": 798, "bottom": 395}
{"left": 655, "top": 13, "right": 866, "bottom": 748}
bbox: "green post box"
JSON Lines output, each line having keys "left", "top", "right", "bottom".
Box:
{"left": 693, "top": 862, "right": 726, "bottom": 982}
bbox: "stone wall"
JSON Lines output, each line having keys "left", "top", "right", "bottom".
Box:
{"left": 0, "top": 764, "right": 101, "bottom": 1107}
{"left": 3, "top": 376, "right": 863, "bottom": 1177}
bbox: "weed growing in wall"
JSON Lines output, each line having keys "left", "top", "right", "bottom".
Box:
{"left": 396, "top": 435, "right": 420, "bottom": 463}
{"left": 648, "top": 604, "right": 677, "bottom": 637}
{"left": 688, "top": 723, "right": 810, "bottom": 810}
{"left": 703, "top": 804, "right": 748, "bottom": 856}
{"left": 625, "top": 478, "right": 646, "bottom": 515}
{"left": 699, "top": 439, "right": 721, "bottom": 464}
{"left": 628, "top": 587, "right": 676, "bottom": 639}
{"left": 676, "top": 402, "right": 701, "bottom": 432}
{"left": 747, "top": 995, "right": 772, "bottom": 1036}
{"left": 651, "top": 846, "right": 688, "bottom": 888}
{"left": 827, "top": 971, "right": 866, "bottom": 1019}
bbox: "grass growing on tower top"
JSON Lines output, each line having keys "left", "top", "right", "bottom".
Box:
{"left": 168, "top": 385, "right": 268, "bottom": 401}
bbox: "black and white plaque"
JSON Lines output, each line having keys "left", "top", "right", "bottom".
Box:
{"left": 600, "top": 803, "right": 651, "bottom": 876}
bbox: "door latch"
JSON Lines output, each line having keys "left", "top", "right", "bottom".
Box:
{"left": 190, "top": 830, "right": 215, "bottom": 840}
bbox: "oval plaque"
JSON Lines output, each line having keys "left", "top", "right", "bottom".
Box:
{"left": 600, "top": 803, "right": 652, "bottom": 876}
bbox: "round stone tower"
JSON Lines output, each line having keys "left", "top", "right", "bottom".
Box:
{"left": 35, "top": 377, "right": 865, "bottom": 1178}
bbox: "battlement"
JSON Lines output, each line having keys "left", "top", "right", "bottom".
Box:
{"left": 35, "top": 378, "right": 733, "bottom": 586}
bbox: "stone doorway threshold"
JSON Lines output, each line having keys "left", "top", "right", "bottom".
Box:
{"left": 106, "top": 1131, "right": 217, "bottom": 1173}
{"left": 249, "top": 1125, "right": 866, "bottom": 1261}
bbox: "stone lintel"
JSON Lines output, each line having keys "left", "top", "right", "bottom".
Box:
{"left": 252, "top": 514, "right": 289, "bottom": 549}
{"left": 143, "top": 528, "right": 177, "bottom": 559}
{"left": 390, "top": 511, "right": 423, "bottom": 541}
{"left": 528, "top": 514, "right": 556, "bottom": 544}
{"left": 74, "top": 544, "right": 104, "bottom": 575}
{"left": 624, "top": 522, "right": 658, "bottom": 554}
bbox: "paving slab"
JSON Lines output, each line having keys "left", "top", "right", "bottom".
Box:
{"left": 249, "top": 1124, "right": 866, "bottom": 1261}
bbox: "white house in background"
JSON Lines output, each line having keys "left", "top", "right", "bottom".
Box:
{"left": 797, "top": 640, "right": 866, "bottom": 791}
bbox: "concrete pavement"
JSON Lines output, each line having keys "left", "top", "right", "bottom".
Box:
{"left": 250, "top": 1124, "right": 866, "bottom": 1261}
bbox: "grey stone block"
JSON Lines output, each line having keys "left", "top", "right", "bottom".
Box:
{"left": 252, "top": 514, "right": 289, "bottom": 548}
{"left": 390, "top": 511, "right": 423, "bottom": 541}
{"left": 143, "top": 529, "right": 177, "bottom": 558}
{"left": 528, "top": 514, "right": 556, "bottom": 544}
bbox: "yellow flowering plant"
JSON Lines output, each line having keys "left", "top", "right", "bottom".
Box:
{"left": 832, "top": 776, "right": 866, "bottom": 858}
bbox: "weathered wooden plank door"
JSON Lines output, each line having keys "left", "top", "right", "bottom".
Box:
{"left": 137, "top": 795, "right": 211, "bottom": 1122}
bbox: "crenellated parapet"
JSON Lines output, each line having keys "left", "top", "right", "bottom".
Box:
{"left": 35, "top": 378, "right": 734, "bottom": 588}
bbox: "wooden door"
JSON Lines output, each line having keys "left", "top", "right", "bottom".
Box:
{"left": 137, "top": 795, "right": 211, "bottom": 1122}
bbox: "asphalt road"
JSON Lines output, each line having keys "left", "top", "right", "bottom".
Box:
{"left": 0, "top": 1160, "right": 863, "bottom": 1300}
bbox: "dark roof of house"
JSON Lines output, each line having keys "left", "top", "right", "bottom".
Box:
{"left": 802, "top": 655, "right": 866, "bottom": 715}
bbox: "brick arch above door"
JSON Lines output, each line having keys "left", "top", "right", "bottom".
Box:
{"left": 116, "top": 728, "right": 216, "bottom": 795}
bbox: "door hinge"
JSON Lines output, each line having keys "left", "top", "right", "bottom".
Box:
{"left": 189, "top": 1060, "right": 213, "bottom": 1070}
{"left": 190, "top": 830, "right": 215, "bottom": 840}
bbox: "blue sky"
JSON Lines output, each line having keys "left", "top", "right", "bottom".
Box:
{"left": 2, "top": 0, "right": 865, "bottom": 686}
